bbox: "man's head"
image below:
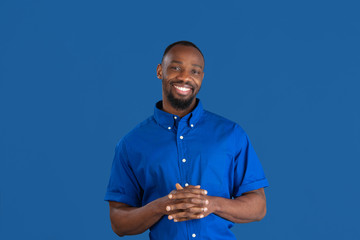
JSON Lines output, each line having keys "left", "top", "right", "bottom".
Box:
{"left": 157, "top": 41, "right": 205, "bottom": 112}
{"left": 161, "top": 41, "right": 205, "bottom": 65}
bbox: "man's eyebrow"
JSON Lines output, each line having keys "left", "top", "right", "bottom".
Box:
{"left": 192, "top": 64, "right": 203, "bottom": 69}
{"left": 170, "top": 60, "right": 183, "bottom": 64}
{"left": 170, "top": 60, "right": 203, "bottom": 69}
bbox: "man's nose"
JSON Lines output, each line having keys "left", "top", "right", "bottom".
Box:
{"left": 178, "top": 70, "right": 191, "bottom": 80}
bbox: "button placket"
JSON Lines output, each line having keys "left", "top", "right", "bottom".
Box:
{"left": 179, "top": 122, "right": 193, "bottom": 191}
{"left": 177, "top": 119, "right": 199, "bottom": 240}
{"left": 176, "top": 125, "right": 187, "bottom": 193}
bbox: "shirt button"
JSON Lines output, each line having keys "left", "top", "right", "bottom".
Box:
{"left": 168, "top": 126, "right": 171, "bottom": 130}
{"left": 174, "top": 116, "right": 177, "bottom": 119}
{"left": 192, "top": 233, "right": 196, "bottom": 238}
{"left": 179, "top": 136, "right": 184, "bottom": 139}
{"left": 185, "top": 183, "right": 189, "bottom": 187}
{"left": 190, "top": 124, "right": 194, "bottom": 128}
{"left": 182, "top": 158, "right": 186, "bottom": 163}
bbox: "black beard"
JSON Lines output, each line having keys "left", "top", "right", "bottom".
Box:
{"left": 166, "top": 91, "right": 195, "bottom": 110}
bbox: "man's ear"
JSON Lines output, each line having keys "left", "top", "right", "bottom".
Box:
{"left": 156, "top": 64, "right": 163, "bottom": 79}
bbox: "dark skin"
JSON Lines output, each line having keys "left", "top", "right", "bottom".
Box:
{"left": 109, "top": 45, "right": 267, "bottom": 237}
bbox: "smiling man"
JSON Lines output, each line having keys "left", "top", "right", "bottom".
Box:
{"left": 105, "top": 41, "right": 269, "bottom": 240}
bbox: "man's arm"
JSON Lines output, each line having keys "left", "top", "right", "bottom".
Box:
{"left": 109, "top": 186, "right": 266, "bottom": 236}
{"left": 211, "top": 188, "right": 266, "bottom": 223}
{"left": 167, "top": 187, "right": 266, "bottom": 223}
{"left": 108, "top": 197, "right": 166, "bottom": 236}
{"left": 108, "top": 186, "right": 207, "bottom": 236}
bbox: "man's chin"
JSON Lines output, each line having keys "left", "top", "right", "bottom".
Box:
{"left": 174, "top": 94, "right": 192, "bottom": 101}
{"left": 167, "top": 94, "right": 195, "bottom": 110}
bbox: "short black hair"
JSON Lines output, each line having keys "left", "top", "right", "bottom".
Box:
{"left": 161, "top": 40, "right": 204, "bottom": 63}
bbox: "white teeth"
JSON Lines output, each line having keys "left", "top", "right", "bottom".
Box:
{"left": 174, "top": 85, "right": 190, "bottom": 91}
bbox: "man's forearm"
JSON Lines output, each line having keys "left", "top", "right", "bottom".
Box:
{"left": 109, "top": 197, "right": 166, "bottom": 236}
{"left": 211, "top": 188, "right": 267, "bottom": 223}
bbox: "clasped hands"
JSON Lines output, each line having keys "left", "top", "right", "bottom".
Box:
{"left": 164, "top": 183, "right": 213, "bottom": 222}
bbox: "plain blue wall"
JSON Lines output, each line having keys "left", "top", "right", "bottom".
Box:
{"left": 1, "top": 1, "right": 359, "bottom": 239}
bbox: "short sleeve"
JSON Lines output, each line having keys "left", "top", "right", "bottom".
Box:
{"left": 104, "top": 138, "right": 142, "bottom": 207}
{"left": 232, "top": 126, "right": 269, "bottom": 198}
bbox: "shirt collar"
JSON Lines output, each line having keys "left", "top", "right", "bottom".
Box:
{"left": 154, "top": 98, "right": 204, "bottom": 129}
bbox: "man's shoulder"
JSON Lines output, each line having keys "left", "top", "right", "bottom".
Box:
{"left": 121, "top": 115, "right": 156, "bottom": 142}
{"left": 202, "top": 110, "right": 244, "bottom": 132}
{"left": 203, "top": 109, "right": 234, "bottom": 123}
{"left": 201, "top": 110, "right": 251, "bottom": 150}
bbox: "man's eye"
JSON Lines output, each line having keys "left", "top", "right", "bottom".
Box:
{"left": 192, "top": 69, "right": 200, "bottom": 75}
{"left": 171, "top": 66, "right": 180, "bottom": 71}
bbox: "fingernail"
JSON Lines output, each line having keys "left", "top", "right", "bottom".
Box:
{"left": 204, "top": 190, "right": 208, "bottom": 195}
{"left": 205, "top": 200, "right": 209, "bottom": 205}
{"left": 204, "top": 207, "right": 208, "bottom": 212}
{"left": 168, "top": 194, "right": 173, "bottom": 199}
{"left": 168, "top": 215, "right": 173, "bottom": 220}
{"left": 174, "top": 219, "right": 178, "bottom": 222}
{"left": 166, "top": 206, "right": 171, "bottom": 211}
{"left": 199, "top": 214, "right": 204, "bottom": 218}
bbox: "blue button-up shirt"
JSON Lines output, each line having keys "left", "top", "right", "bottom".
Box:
{"left": 105, "top": 99, "right": 269, "bottom": 240}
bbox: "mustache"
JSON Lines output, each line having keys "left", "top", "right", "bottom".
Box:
{"left": 170, "top": 80, "right": 196, "bottom": 89}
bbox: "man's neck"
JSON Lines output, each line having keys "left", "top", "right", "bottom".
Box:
{"left": 162, "top": 99, "right": 197, "bottom": 118}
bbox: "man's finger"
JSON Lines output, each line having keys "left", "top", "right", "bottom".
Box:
{"left": 185, "top": 184, "right": 201, "bottom": 189}
{"left": 168, "top": 190, "right": 177, "bottom": 199}
{"left": 176, "top": 188, "right": 207, "bottom": 195}
{"left": 188, "top": 206, "right": 208, "bottom": 213}
{"left": 176, "top": 183, "right": 201, "bottom": 190}
{"left": 170, "top": 212, "right": 205, "bottom": 222}
{"left": 166, "top": 202, "right": 196, "bottom": 211}
{"left": 170, "top": 191, "right": 208, "bottom": 200}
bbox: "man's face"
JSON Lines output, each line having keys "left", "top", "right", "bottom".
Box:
{"left": 157, "top": 45, "right": 205, "bottom": 110}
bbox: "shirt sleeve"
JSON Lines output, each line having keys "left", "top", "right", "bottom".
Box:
{"left": 232, "top": 125, "right": 269, "bottom": 198}
{"left": 104, "top": 138, "right": 142, "bottom": 207}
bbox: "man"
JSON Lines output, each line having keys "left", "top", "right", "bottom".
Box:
{"left": 104, "top": 41, "right": 269, "bottom": 239}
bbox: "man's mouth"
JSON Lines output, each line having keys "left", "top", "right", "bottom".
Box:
{"left": 172, "top": 84, "right": 193, "bottom": 95}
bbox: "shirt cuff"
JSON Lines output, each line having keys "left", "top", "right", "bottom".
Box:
{"left": 233, "top": 178, "right": 269, "bottom": 197}
{"left": 104, "top": 192, "right": 141, "bottom": 207}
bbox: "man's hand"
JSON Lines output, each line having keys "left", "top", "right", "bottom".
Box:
{"left": 165, "top": 183, "right": 215, "bottom": 222}
{"left": 109, "top": 185, "right": 266, "bottom": 237}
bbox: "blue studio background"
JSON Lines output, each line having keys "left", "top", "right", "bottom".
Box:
{"left": 1, "top": 0, "right": 359, "bottom": 239}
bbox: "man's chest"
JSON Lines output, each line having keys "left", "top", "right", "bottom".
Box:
{"left": 127, "top": 130, "right": 238, "bottom": 203}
